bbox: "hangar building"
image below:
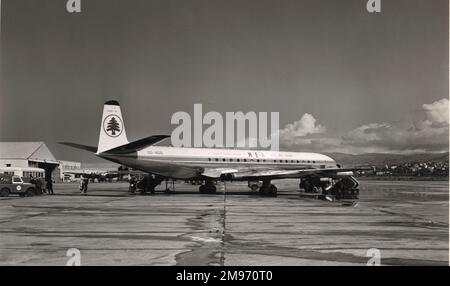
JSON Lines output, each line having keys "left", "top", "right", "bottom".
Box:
{"left": 0, "top": 142, "right": 60, "bottom": 182}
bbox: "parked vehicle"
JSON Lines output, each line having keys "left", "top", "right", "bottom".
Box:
{"left": 0, "top": 174, "right": 37, "bottom": 197}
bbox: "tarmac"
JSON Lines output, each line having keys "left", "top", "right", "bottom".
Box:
{"left": 0, "top": 179, "right": 448, "bottom": 266}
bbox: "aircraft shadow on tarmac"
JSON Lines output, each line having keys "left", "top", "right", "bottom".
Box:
{"left": 49, "top": 190, "right": 304, "bottom": 198}
{"left": 61, "top": 191, "right": 268, "bottom": 198}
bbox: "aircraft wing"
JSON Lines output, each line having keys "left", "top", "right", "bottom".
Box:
{"left": 201, "top": 168, "right": 239, "bottom": 178}
{"left": 201, "top": 166, "right": 371, "bottom": 180}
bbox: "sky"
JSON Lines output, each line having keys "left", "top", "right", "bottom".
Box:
{"left": 0, "top": 0, "right": 448, "bottom": 162}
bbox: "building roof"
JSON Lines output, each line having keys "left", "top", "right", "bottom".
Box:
{"left": 0, "top": 142, "right": 59, "bottom": 164}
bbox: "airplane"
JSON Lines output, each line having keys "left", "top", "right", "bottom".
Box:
{"left": 60, "top": 100, "right": 367, "bottom": 201}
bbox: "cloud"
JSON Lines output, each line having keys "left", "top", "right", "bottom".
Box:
{"left": 279, "top": 99, "right": 449, "bottom": 154}
{"left": 279, "top": 113, "right": 326, "bottom": 144}
{"left": 342, "top": 119, "right": 448, "bottom": 152}
{"left": 422, "top": 98, "right": 449, "bottom": 125}
{"left": 344, "top": 123, "right": 391, "bottom": 143}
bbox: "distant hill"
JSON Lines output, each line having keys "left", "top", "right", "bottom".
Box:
{"left": 325, "top": 152, "right": 449, "bottom": 168}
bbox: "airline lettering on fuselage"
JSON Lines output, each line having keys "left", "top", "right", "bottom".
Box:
{"left": 248, "top": 152, "right": 265, "bottom": 158}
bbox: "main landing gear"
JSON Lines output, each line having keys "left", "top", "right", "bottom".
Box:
{"left": 199, "top": 180, "right": 217, "bottom": 194}
{"left": 258, "top": 180, "right": 277, "bottom": 197}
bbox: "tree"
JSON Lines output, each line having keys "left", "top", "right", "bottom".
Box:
{"left": 107, "top": 117, "right": 120, "bottom": 135}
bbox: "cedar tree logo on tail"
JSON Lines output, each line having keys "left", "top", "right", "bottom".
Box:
{"left": 103, "top": 115, "right": 123, "bottom": 137}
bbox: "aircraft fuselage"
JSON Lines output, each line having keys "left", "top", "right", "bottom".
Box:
{"left": 99, "top": 146, "right": 337, "bottom": 179}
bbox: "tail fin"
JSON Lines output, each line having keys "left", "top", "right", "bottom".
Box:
{"left": 60, "top": 101, "right": 169, "bottom": 154}
{"left": 97, "top": 100, "right": 129, "bottom": 154}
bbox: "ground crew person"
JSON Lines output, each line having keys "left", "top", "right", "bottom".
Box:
{"left": 34, "top": 177, "right": 43, "bottom": 195}
{"left": 80, "top": 176, "right": 89, "bottom": 195}
{"left": 29, "top": 175, "right": 36, "bottom": 189}
{"left": 46, "top": 178, "right": 54, "bottom": 195}
{"left": 129, "top": 176, "right": 137, "bottom": 194}
{"left": 79, "top": 176, "right": 85, "bottom": 193}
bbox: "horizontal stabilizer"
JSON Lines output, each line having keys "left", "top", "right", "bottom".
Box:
{"left": 59, "top": 142, "right": 97, "bottom": 153}
{"left": 102, "top": 135, "right": 170, "bottom": 154}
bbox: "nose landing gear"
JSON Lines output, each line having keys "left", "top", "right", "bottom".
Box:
{"left": 136, "top": 174, "right": 163, "bottom": 195}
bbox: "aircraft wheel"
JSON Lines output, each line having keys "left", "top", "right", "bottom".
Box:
{"left": 207, "top": 185, "right": 217, "bottom": 193}
{"left": 258, "top": 186, "right": 265, "bottom": 194}
{"left": 200, "top": 183, "right": 216, "bottom": 194}
{"left": 250, "top": 184, "right": 259, "bottom": 191}
{"left": 299, "top": 179, "right": 305, "bottom": 190}
{"left": 259, "top": 184, "right": 277, "bottom": 197}
{"left": 268, "top": 184, "right": 277, "bottom": 197}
